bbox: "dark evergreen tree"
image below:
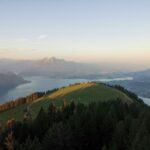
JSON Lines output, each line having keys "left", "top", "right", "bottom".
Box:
{"left": 42, "top": 122, "right": 73, "bottom": 150}
{"left": 33, "top": 107, "right": 49, "bottom": 140}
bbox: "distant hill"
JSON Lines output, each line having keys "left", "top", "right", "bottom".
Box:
{"left": 0, "top": 72, "right": 29, "bottom": 96}
{"left": 132, "top": 69, "right": 150, "bottom": 80}
{"left": 108, "top": 69, "right": 150, "bottom": 98}
{"left": 0, "top": 82, "right": 136, "bottom": 124}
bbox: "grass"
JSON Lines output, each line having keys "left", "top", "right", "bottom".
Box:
{"left": 0, "top": 103, "right": 28, "bottom": 124}
{"left": 0, "top": 82, "right": 132, "bottom": 124}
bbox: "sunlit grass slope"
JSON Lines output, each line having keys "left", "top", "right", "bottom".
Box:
{"left": 0, "top": 82, "right": 132, "bottom": 124}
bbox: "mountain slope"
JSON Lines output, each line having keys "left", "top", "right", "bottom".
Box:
{"left": 0, "top": 82, "right": 133, "bottom": 124}
{"left": 0, "top": 72, "right": 29, "bottom": 96}
{"left": 109, "top": 69, "right": 150, "bottom": 98}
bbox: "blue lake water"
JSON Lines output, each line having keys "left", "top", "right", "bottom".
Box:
{"left": 139, "top": 97, "right": 150, "bottom": 106}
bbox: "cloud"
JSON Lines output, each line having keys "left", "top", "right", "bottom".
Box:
{"left": 37, "top": 34, "right": 48, "bottom": 40}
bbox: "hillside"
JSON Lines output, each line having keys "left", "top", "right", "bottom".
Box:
{"left": 48, "top": 82, "right": 132, "bottom": 104}
{"left": 0, "top": 72, "right": 29, "bottom": 97}
{"left": 108, "top": 69, "right": 150, "bottom": 98}
{"left": 0, "top": 82, "right": 133, "bottom": 124}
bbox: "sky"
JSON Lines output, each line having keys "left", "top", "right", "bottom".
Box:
{"left": 0, "top": 0, "right": 150, "bottom": 66}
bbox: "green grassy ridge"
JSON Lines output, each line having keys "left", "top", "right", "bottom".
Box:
{"left": 48, "top": 82, "right": 132, "bottom": 104}
{"left": 0, "top": 82, "right": 133, "bottom": 124}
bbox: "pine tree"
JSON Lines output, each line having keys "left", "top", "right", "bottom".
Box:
{"left": 16, "top": 137, "right": 41, "bottom": 150}
{"left": 33, "top": 107, "right": 48, "bottom": 140}
{"left": 42, "top": 122, "right": 73, "bottom": 150}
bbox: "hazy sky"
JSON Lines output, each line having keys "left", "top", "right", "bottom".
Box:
{"left": 0, "top": 0, "right": 150, "bottom": 65}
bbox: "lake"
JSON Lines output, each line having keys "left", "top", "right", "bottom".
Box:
{"left": 139, "top": 97, "right": 150, "bottom": 106}
{"left": 1, "top": 76, "right": 149, "bottom": 106}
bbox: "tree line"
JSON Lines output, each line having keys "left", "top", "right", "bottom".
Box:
{"left": 0, "top": 89, "right": 58, "bottom": 113}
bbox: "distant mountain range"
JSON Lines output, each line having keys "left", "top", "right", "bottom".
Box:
{"left": 0, "top": 57, "right": 119, "bottom": 78}
{"left": 19, "top": 57, "right": 100, "bottom": 77}
{"left": 1, "top": 57, "right": 147, "bottom": 78}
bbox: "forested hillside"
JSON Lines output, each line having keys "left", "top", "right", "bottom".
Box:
{"left": 0, "top": 100, "right": 149, "bottom": 150}
{"left": 0, "top": 82, "right": 147, "bottom": 150}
